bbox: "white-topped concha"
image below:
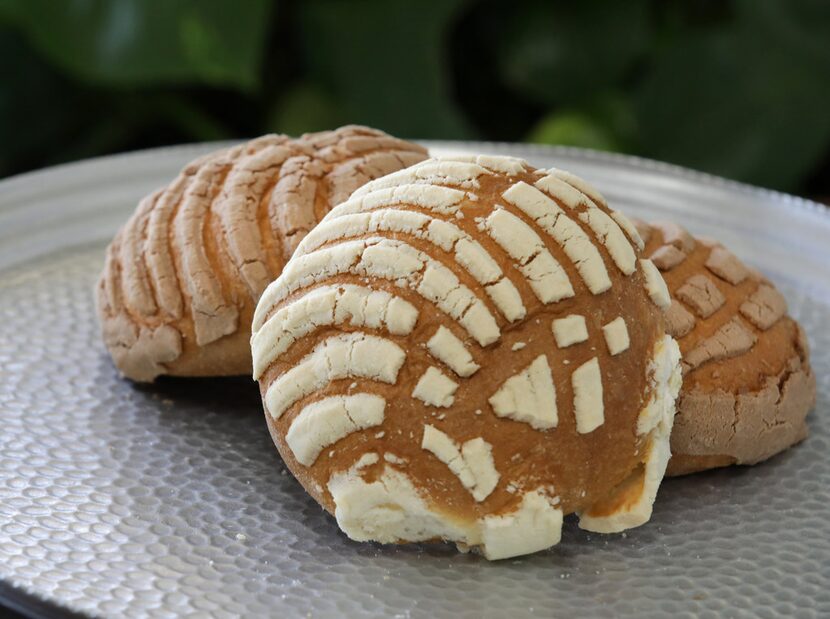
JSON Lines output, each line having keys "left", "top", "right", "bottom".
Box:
{"left": 252, "top": 155, "right": 681, "bottom": 560}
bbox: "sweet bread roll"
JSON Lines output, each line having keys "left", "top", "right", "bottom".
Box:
{"left": 96, "top": 126, "right": 428, "bottom": 381}
{"left": 634, "top": 220, "right": 815, "bottom": 476}
{"left": 251, "top": 155, "right": 682, "bottom": 559}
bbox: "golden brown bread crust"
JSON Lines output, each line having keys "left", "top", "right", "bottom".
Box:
{"left": 635, "top": 221, "right": 816, "bottom": 476}
{"left": 96, "top": 126, "right": 428, "bottom": 381}
{"left": 252, "top": 156, "right": 681, "bottom": 556}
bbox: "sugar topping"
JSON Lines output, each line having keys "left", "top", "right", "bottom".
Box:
{"left": 602, "top": 317, "right": 630, "bottom": 356}
{"left": 640, "top": 218, "right": 791, "bottom": 380}
{"left": 426, "top": 326, "right": 480, "bottom": 378}
{"left": 548, "top": 167, "right": 608, "bottom": 207}
{"left": 534, "top": 173, "right": 636, "bottom": 275}
{"left": 443, "top": 154, "right": 529, "bottom": 176}
{"left": 639, "top": 258, "right": 672, "bottom": 309}
{"left": 421, "top": 425, "right": 499, "bottom": 501}
{"left": 264, "top": 333, "right": 405, "bottom": 419}
{"left": 489, "top": 355, "right": 558, "bottom": 430}
{"left": 303, "top": 194, "right": 529, "bottom": 324}
{"left": 665, "top": 300, "right": 696, "bottom": 338}
{"left": 412, "top": 367, "right": 459, "bottom": 408}
{"left": 571, "top": 358, "right": 604, "bottom": 434}
{"left": 481, "top": 208, "right": 574, "bottom": 304}
{"left": 740, "top": 284, "right": 787, "bottom": 330}
{"left": 650, "top": 244, "right": 687, "bottom": 271}
{"left": 683, "top": 317, "right": 757, "bottom": 371}
{"left": 286, "top": 394, "right": 385, "bottom": 466}
{"left": 252, "top": 284, "right": 418, "bottom": 379}
{"left": 651, "top": 221, "right": 696, "bottom": 253}
{"left": 338, "top": 183, "right": 467, "bottom": 216}
{"left": 552, "top": 314, "right": 589, "bottom": 348}
{"left": 705, "top": 246, "right": 749, "bottom": 285}
{"left": 676, "top": 274, "right": 726, "bottom": 319}
{"left": 501, "top": 181, "right": 612, "bottom": 295}
{"left": 258, "top": 237, "right": 501, "bottom": 346}
{"left": 610, "top": 210, "right": 645, "bottom": 250}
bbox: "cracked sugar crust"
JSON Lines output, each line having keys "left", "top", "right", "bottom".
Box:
{"left": 636, "top": 220, "right": 815, "bottom": 476}
{"left": 96, "top": 126, "right": 428, "bottom": 381}
{"left": 254, "top": 156, "right": 679, "bottom": 559}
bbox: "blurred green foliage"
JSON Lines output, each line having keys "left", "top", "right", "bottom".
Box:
{"left": 0, "top": 0, "right": 828, "bottom": 195}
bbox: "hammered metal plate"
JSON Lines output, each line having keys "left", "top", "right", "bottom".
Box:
{"left": 0, "top": 142, "right": 828, "bottom": 618}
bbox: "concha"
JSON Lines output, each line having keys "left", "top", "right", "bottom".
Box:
{"left": 252, "top": 155, "right": 682, "bottom": 559}
{"left": 634, "top": 220, "right": 815, "bottom": 476}
{"left": 96, "top": 126, "right": 427, "bottom": 381}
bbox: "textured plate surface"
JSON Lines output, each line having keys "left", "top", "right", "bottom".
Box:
{"left": 0, "top": 142, "right": 828, "bottom": 618}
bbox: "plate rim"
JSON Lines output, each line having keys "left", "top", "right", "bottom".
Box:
{"left": 0, "top": 139, "right": 826, "bottom": 221}
{"left": 0, "top": 139, "right": 827, "bottom": 619}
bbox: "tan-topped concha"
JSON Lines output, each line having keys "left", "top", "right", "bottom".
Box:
{"left": 96, "top": 126, "right": 428, "bottom": 381}
{"left": 251, "top": 155, "right": 682, "bottom": 560}
{"left": 634, "top": 220, "right": 815, "bottom": 476}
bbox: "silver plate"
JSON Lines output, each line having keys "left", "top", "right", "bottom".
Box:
{"left": 0, "top": 142, "right": 828, "bottom": 618}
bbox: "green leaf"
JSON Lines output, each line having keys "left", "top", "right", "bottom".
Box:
{"left": 496, "top": 0, "right": 650, "bottom": 106}
{"left": 298, "top": 0, "right": 472, "bottom": 139}
{"left": 635, "top": 0, "right": 830, "bottom": 191}
{"left": 0, "top": 20, "right": 234, "bottom": 178}
{"left": 527, "top": 110, "right": 620, "bottom": 151}
{"left": 267, "top": 83, "right": 345, "bottom": 136}
{"left": 0, "top": 0, "right": 272, "bottom": 90}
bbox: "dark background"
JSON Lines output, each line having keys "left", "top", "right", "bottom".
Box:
{"left": 1, "top": 0, "right": 829, "bottom": 200}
